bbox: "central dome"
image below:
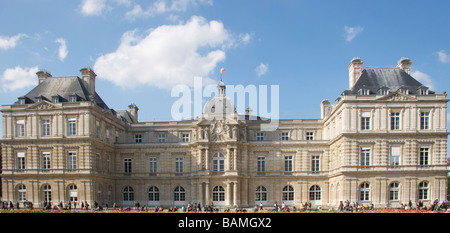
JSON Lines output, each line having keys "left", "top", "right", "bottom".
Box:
{"left": 203, "top": 80, "right": 235, "bottom": 116}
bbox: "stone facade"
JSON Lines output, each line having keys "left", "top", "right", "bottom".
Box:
{"left": 1, "top": 58, "right": 448, "bottom": 209}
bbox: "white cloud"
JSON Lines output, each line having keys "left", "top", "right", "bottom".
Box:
{"left": 125, "top": 0, "right": 213, "bottom": 20}
{"left": 411, "top": 70, "right": 434, "bottom": 90}
{"left": 79, "top": 0, "right": 131, "bottom": 16}
{"left": 436, "top": 50, "right": 450, "bottom": 63}
{"left": 255, "top": 63, "right": 268, "bottom": 77}
{"left": 0, "top": 33, "right": 27, "bottom": 50}
{"left": 55, "top": 38, "right": 68, "bottom": 61}
{"left": 1, "top": 66, "right": 39, "bottom": 92}
{"left": 344, "top": 26, "right": 364, "bottom": 42}
{"left": 239, "top": 33, "right": 252, "bottom": 44}
{"left": 93, "top": 16, "right": 232, "bottom": 89}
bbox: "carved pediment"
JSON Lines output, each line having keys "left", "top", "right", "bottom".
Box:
{"left": 377, "top": 92, "right": 417, "bottom": 102}
{"left": 27, "top": 101, "right": 57, "bottom": 110}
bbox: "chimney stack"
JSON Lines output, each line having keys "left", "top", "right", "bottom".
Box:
{"left": 320, "top": 99, "right": 330, "bottom": 119}
{"left": 36, "top": 70, "right": 52, "bottom": 84}
{"left": 129, "top": 104, "right": 139, "bottom": 122}
{"left": 348, "top": 57, "right": 363, "bottom": 89}
{"left": 396, "top": 57, "right": 412, "bottom": 75}
{"left": 80, "top": 67, "right": 97, "bottom": 95}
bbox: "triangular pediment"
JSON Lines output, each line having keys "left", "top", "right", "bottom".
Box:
{"left": 376, "top": 92, "right": 417, "bottom": 102}
{"left": 27, "top": 100, "right": 58, "bottom": 110}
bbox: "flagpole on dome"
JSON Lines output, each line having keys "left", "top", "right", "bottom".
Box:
{"left": 220, "top": 68, "right": 225, "bottom": 81}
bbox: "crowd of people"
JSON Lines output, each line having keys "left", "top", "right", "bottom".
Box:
{"left": 1, "top": 199, "right": 449, "bottom": 213}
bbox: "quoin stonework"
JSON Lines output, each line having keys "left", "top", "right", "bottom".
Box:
{"left": 1, "top": 57, "right": 448, "bottom": 209}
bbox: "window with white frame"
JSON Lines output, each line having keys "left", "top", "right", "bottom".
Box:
{"left": 213, "top": 186, "right": 225, "bottom": 202}
{"left": 42, "top": 152, "right": 51, "bottom": 170}
{"left": 43, "top": 185, "right": 52, "bottom": 203}
{"left": 182, "top": 133, "right": 189, "bottom": 142}
{"left": 16, "top": 120, "right": 25, "bottom": 137}
{"left": 255, "top": 186, "right": 267, "bottom": 201}
{"left": 123, "top": 186, "right": 134, "bottom": 201}
{"left": 389, "top": 182, "right": 399, "bottom": 201}
{"left": 18, "top": 184, "right": 26, "bottom": 202}
{"left": 135, "top": 134, "right": 142, "bottom": 143}
{"left": 360, "top": 183, "right": 370, "bottom": 201}
{"left": 360, "top": 147, "right": 370, "bottom": 166}
{"left": 42, "top": 119, "right": 50, "bottom": 136}
{"left": 312, "top": 155, "right": 320, "bottom": 172}
{"left": 419, "top": 147, "right": 429, "bottom": 165}
{"left": 174, "top": 186, "right": 185, "bottom": 201}
{"left": 390, "top": 147, "right": 400, "bottom": 166}
{"left": 284, "top": 156, "right": 293, "bottom": 172}
{"left": 68, "top": 151, "right": 77, "bottom": 169}
{"left": 418, "top": 182, "right": 429, "bottom": 200}
{"left": 306, "top": 132, "right": 314, "bottom": 140}
{"left": 148, "top": 186, "right": 159, "bottom": 201}
{"left": 158, "top": 133, "right": 166, "bottom": 143}
{"left": 124, "top": 158, "right": 132, "bottom": 173}
{"left": 361, "top": 112, "right": 371, "bottom": 130}
{"left": 281, "top": 132, "right": 289, "bottom": 141}
{"left": 67, "top": 118, "right": 77, "bottom": 136}
{"left": 420, "top": 111, "right": 430, "bottom": 130}
{"left": 309, "top": 185, "right": 321, "bottom": 201}
{"left": 213, "top": 153, "right": 225, "bottom": 172}
{"left": 390, "top": 112, "right": 400, "bottom": 130}
{"left": 256, "top": 132, "right": 264, "bottom": 141}
{"left": 175, "top": 157, "right": 183, "bottom": 174}
{"left": 69, "top": 185, "right": 78, "bottom": 202}
{"left": 149, "top": 157, "right": 157, "bottom": 175}
{"left": 282, "top": 185, "right": 294, "bottom": 201}
{"left": 17, "top": 152, "right": 25, "bottom": 169}
{"left": 257, "top": 156, "right": 265, "bottom": 172}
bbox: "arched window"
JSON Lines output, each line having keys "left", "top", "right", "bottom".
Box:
{"left": 17, "top": 184, "right": 26, "bottom": 202}
{"left": 418, "top": 182, "right": 429, "bottom": 200}
{"left": 309, "top": 185, "right": 321, "bottom": 201}
{"left": 360, "top": 183, "right": 370, "bottom": 201}
{"left": 213, "top": 153, "right": 225, "bottom": 171}
{"left": 213, "top": 186, "right": 225, "bottom": 201}
{"left": 256, "top": 186, "right": 267, "bottom": 201}
{"left": 123, "top": 186, "right": 134, "bottom": 201}
{"left": 282, "top": 185, "right": 294, "bottom": 201}
{"left": 43, "top": 185, "right": 52, "bottom": 203}
{"left": 69, "top": 185, "right": 78, "bottom": 202}
{"left": 389, "top": 182, "right": 400, "bottom": 200}
{"left": 149, "top": 186, "right": 159, "bottom": 201}
{"left": 174, "top": 186, "right": 185, "bottom": 201}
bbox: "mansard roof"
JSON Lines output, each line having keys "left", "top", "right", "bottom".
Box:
{"left": 343, "top": 67, "right": 434, "bottom": 95}
{"left": 17, "top": 76, "right": 109, "bottom": 110}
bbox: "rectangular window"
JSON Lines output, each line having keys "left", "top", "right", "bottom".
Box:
{"left": 17, "top": 152, "right": 25, "bottom": 170}
{"left": 361, "top": 112, "right": 370, "bottom": 130}
{"left": 390, "top": 112, "right": 400, "bottom": 130}
{"left": 312, "top": 155, "right": 320, "bottom": 172}
{"left": 182, "top": 133, "right": 189, "bottom": 142}
{"left": 42, "top": 119, "right": 50, "bottom": 136}
{"left": 149, "top": 157, "right": 157, "bottom": 175}
{"left": 124, "top": 158, "right": 132, "bottom": 173}
{"left": 175, "top": 157, "right": 183, "bottom": 174}
{"left": 306, "top": 132, "right": 314, "bottom": 140}
{"left": 390, "top": 147, "right": 400, "bottom": 166}
{"left": 256, "top": 132, "right": 264, "bottom": 141}
{"left": 135, "top": 134, "right": 142, "bottom": 143}
{"left": 257, "top": 156, "right": 266, "bottom": 172}
{"left": 419, "top": 147, "right": 429, "bottom": 165}
{"left": 68, "top": 151, "right": 77, "bottom": 169}
{"left": 42, "top": 152, "right": 51, "bottom": 169}
{"left": 158, "top": 133, "right": 166, "bottom": 143}
{"left": 96, "top": 121, "right": 100, "bottom": 138}
{"left": 16, "top": 120, "right": 25, "bottom": 137}
{"left": 420, "top": 112, "right": 429, "bottom": 130}
{"left": 360, "top": 147, "right": 370, "bottom": 166}
{"left": 281, "top": 132, "right": 289, "bottom": 141}
{"left": 284, "top": 156, "right": 293, "bottom": 172}
{"left": 67, "top": 118, "right": 77, "bottom": 136}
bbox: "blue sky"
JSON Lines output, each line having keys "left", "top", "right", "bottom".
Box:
{"left": 0, "top": 0, "right": 449, "bottom": 145}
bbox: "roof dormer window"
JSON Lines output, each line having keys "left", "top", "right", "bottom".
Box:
{"left": 378, "top": 87, "right": 390, "bottom": 95}
{"left": 398, "top": 88, "right": 409, "bottom": 95}
{"left": 69, "top": 94, "right": 79, "bottom": 102}
{"left": 18, "top": 97, "right": 26, "bottom": 105}
{"left": 359, "top": 89, "right": 370, "bottom": 95}
{"left": 417, "top": 86, "right": 429, "bottom": 95}
{"left": 52, "top": 95, "right": 61, "bottom": 103}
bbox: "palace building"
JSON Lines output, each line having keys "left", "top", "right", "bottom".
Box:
{"left": 1, "top": 58, "right": 448, "bottom": 209}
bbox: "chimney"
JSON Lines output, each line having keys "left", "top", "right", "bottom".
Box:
{"left": 36, "top": 70, "right": 52, "bottom": 84}
{"left": 129, "top": 104, "right": 139, "bottom": 122}
{"left": 320, "top": 99, "right": 330, "bottom": 119}
{"left": 396, "top": 57, "right": 412, "bottom": 75}
{"left": 80, "top": 67, "right": 97, "bottom": 95}
{"left": 348, "top": 57, "right": 363, "bottom": 89}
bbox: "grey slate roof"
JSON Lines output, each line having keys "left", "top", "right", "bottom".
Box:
{"left": 17, "top": 76, "right": 109, "bottom": 110}
{"left": 342, "top": 67, "right": 434, "bottom": 95}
